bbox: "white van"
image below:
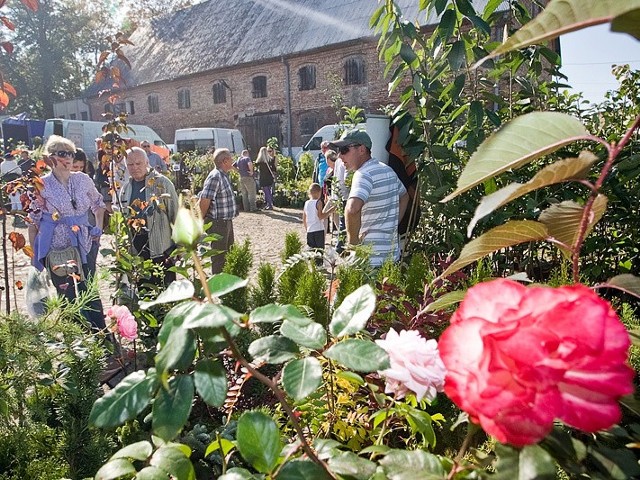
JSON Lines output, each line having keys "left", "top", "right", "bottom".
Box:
{"left": 174, "top": 128, "right": 245, "bottom": 154}
{"left": 43, "top": 119, "right": 169, "bottom": 161}
{"left": 301, "top": 115, "right": 390, "bottom": 164}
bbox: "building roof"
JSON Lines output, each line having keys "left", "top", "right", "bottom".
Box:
{"left": 90, "top": 0, "right": 503, "bottom": 94}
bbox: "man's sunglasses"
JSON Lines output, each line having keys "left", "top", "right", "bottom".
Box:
{"left": 53, "top": 150, "right": 75, "bottom": 158}
{"left": 142, "top": 145, "right": 151, "bottom": 148}
{"left": 337, "top": 144, "right": 361, "bottom": 155}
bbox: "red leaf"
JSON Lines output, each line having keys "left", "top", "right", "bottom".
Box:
{"left": 97, "top": 50, "right": 109, "bottom": 68}
{"left": 1, "top": 41, "right": 13, "bottom": 54}
{"left": 8, "top": 231, "right": 26, "bottom": 250}
{"left": 2, "top": 82, "right": 16, "bottom": 96}
{"left": 0, "top": 89, "right": 9, "bottom": 110}
{"left": 0, "top": 1, "right": 6, "bottom": 9}
{"left": 15, "top": 280, "right": 23, "bottom": 290}
{"left": 0, "top": 16, "right": 15, "bottom": 30}
{"left": 20, "top": 0, "right": 38, "bottom": 11}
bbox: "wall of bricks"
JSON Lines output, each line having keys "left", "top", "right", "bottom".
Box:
{"left": 87, "top": 39, "right": 399, "bottom": 151}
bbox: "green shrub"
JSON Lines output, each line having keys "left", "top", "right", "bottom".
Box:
{"left": 223, "top": 239, "right": 253, "bottom": 313}
{"left": 294, "top": 266, "right": 330, "bottom": 325}
{"left": 297, "top": 152, "right": 315, "bottom": 179}
{"left": 250, "top": 262, "right": 277, "bottom": 309}
{"left": 278, "top": 232, "right": 306, "bottom": 304}
{"left": 404, "top": 252, "right": 432, "bottom": 299}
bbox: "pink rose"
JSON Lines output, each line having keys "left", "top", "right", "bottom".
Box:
{"left": 439, "top": 279, "right": 634, "bottom": 447}
{"left": 105, "top": 305, "right": 138, "bottom": 340}
{"left": 376, "top": 329, "right": 446, "bottom": 402}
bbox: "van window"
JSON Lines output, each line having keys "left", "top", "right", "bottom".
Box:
{"left": 304, "top": 136, "right": 322, "bottom": 151}
{"left": 177, "top": 139, "right": 215, "bottom": 153}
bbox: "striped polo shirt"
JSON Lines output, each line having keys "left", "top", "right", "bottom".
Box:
{"left": 350, "top": 158, "right": 406, "bottom": 266}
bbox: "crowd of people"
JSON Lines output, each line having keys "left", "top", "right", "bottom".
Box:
{"left": 1, "top": 127, "right": 408, "bottom": 332}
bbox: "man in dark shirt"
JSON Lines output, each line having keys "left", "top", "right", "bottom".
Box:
{"left": 234, "top": 149, "right": 257, "bottom": 212}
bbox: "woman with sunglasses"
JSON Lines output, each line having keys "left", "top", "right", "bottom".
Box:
{"left": 28, "top": 135, "right": 107, "bottom": 330}
{"left": 255, "top": 146, "right": 277, "bottom": 210}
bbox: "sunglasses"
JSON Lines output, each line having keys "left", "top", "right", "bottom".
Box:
{"left": 53, "top": 150, "right": 75, "bottom": 158}
{"left": 337, "top": 144, "right": 361, "bottom": 155}
{"left": 142, "top": 145, "right": 151, "bottom": 148}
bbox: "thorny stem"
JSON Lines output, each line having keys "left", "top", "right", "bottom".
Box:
{"left": 192, "top": 253, "right": 337, "bottom": 479}
{"left": 571, "top": 115, "right": 640, "bottom": 283}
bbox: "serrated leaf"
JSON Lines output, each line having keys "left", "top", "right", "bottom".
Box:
{"left": 328, "top": 451, "right": 377, "bottom": 479}
{"left": 379, "top": 449, "right": 445, "bottom": 478}
{"left": 324, "top": 339, "right": 389, "bottom": 372}
{"left": 599, "top": 274, "right": 640, "bottom": 299}
{"left": 194, "top": 359, "right": 228, "bottom": 407}
{"left": 282, "top": 357, "right": 322, "bottom": 401}
{"left": 423, "top": 290, "right": 466, "bottom": 313}
{"left": 539, "top": 195, "right": 607, "bottom": 256}
{"left": 493, "top": 443, "right": 556, "bottom": 480}
{"left": 439, "top": 221, "right": 549, "bottom": 280}
{"left": 149, "top": 445, "right": 195, "bottom": 480}
{"left": 155, "top": 325, "right": 196, "bottom": 374}
{"left": 109, "top": 441, "right": 153, "bottom": 461}
{"left": 139, "top": 279, "right": 194, "bottom": 309}
{"left": 611, "top": 8, "right": 640, "bottom": 40}
{"left": 478, "top": 1, "right": 640, "bottom": 64}
{"left": 468, "top": 151, "right": 598, "bottom": 235}
{"left": 329, "top": 284, "right": 376, "bottom": 338}
{"left": 90, "top": 369, "right": 158, "bottom": 428}
{"left": 95, "top": 458, "right": 136, "bottom": 480}
{"left": 152, "top": 375, "right": 194, "bottom": 441}
{"left": 248, "top": 335, "right": 299, "bottom": 364}
{"left": 207, "top": 273, "right": 248, "bottom": 297}
{"left": 181, "top": 301, "right": 242, "bottom": 329}
{"left": 237, "top": 411, "right": 282, "bottom": 474}
{"left": 205, "top": 437, "right": 236, "bottom": 458}
{"left": 443, "top": 112, "right": 590, "bottom": 201}
{"left": 249, "top": 304, "right": 310, "bottom": 325}
{"left": 280, "top": 319, "right": 327, "bottom": 350}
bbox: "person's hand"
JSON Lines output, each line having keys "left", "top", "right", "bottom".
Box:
{"left": 90, "top": 226, "right": 103, "bottom": 241}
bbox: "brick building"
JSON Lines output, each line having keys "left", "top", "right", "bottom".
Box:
{"left": 84, "top": 0, "right": 428, "bottom": 152}
{"left": 84, "top": 0, "right": 542, "bottom": 153}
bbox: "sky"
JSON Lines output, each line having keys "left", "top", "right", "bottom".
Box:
{"left": 558, "top": 24, "right": 640, "bottom": 104}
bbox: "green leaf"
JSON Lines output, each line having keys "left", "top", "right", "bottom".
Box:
{"left": 207, "top": 272, "right": 248, "bottom": 297}
{"left": 611, "top": 8, "right": 640, "bottom": 40}
{"left": 328, "top": 451, "right": 377, "bottom": 480}
{"left": 442, "top": 112, "right": 590, "bottom": 202}
{"left": 136, "top": 465, "right": 171, "bottom": 480}
{"left": 90, "top": 369, "right": 158, "bottom": 428}
{"left": 158, "top": 302, "right": 191, "bottom": 346}
{"left": 152, "top": 375, "right": 195, "bottom": 441}
{"left": 448, "top": 40, "right": 466, "bottom": 71}
{"left": 248, "top": 335, "right": 299, "bottom": 364}
{"left": 439, "top": 221, "right": 549, "bottom": 280}
{"left": 406, "top": 409, "right": 436, "bottom": 449}
{"left": 139, "top": 279, "right": 195, "bottom": 310}
{"left": 478, "top": 1, "right": 640, "bottom": 64}
{"left": 276, "top": 460, "right": 330, "bottom": 480}
{"left": 194, "top": 359, "right": 228, "bottom": 407}
{"left": 493, "top": 443, "right": 556, "bottom": 480}
{"left": 437, "top": 9, "right": 456, "bottom": 41}
{"left": 109, "top": 441, "right": 153, "bottom": 461}
{"left": 218, "top": 468, "right": 258, "bottom": 480}
{"left": 379, "top": 449, "right": 445, "bottom": 478}
{"left": 181, "top": 301, "right": 242, "bottom": 329}
{"left": 329, "top": 284, "right": 376, "bottom": 338}
{"left": 237, "top": 411, "right": 282, "bottom": 474}
{"left": 538, "top": 195, "right": 607, "bottom": 256}
{"left": 205, "top": 437, "right": 236, "bottom": 458}
{"left": 155, "top": 326, "right": 196, "bottom": 374}
{"left": 399, "top": 43, "right": 417, "bottom": 64}
{"left": 280, "top": 319, "right": 327, "bottom": 350}
{"left": 95, "top": 458, "right": 137, "bottom": 480}
{"left": 282, "top": 357, "right": 323, "bottom": 401}
{"left": 250, "top": 303, "right": 310, "bottom": 325}
{"left": 599, "top": 274, "right": 640, "bottom": 299}
{"left": 423, "top": 290, "right": 466, "bottom": 313}
{"left": 468, "top": 151, "right": 598, "bottom": 235}
{"left": 324, "top": 339, "right": 389, "bottom": 372}
{"left": 149, "top": 445, "right": 195, "bottom": 480}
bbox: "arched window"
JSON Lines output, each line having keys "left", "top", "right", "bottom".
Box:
{"left": 252, "top": 75, "right": 267, "bottom": 98}
{"left": 178, "top": 88, "right": 191, "bottom": 109}
{"left": 344, "top": 56, "right": 365, "bottom": 85}
{"left": 298, "top": 65, "right": 316, "bottom": 91}
{"left": 148, "top": 94, "right": 159, "bottom": 113}
{"left": 212, "top": 81, "right": 227, "bottom": 104}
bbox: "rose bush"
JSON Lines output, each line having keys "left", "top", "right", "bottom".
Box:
{"left": 376, "top": 328, "right": 446, "bottom": 401}
{"left": 105, "top": 305, "right": 138, "bottom": 340}
{"left": 439, "top": 279, "right": 634, "bottom": 447}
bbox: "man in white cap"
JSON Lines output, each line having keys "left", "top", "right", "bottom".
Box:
{"left": 331, "top": 129, "right": 408, "bottom": 267}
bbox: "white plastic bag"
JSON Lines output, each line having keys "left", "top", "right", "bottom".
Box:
{"left": 25, "top": 266, "right": 55, "bottom": 317}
